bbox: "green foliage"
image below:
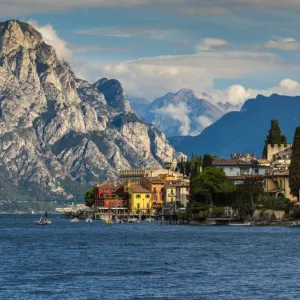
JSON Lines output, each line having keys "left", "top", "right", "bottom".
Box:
{"left": 292, "top": 206, "right": 300, "bottom": 218}
{"left": 289, "top": 126, "right": 300, "bottom": 199}
{"left": 85, "top": 188, "right": 95, "bottom": 207}
{"left": 211, "top": 206, "right": 225, "bottom": 217}
{"left": 262, "top": 120, "right": 287, "bottom": 158}
{"left": 281, "top": 135, "right": 287, "bottom": 146}
{"left": 191, "top": 167, "right": 236, "bottom": 204}
{"left": 202, "top": 154, "right": 214, "bottom": 169}
{"left": 258, "top": 195, "right": 290, "bottom": 212}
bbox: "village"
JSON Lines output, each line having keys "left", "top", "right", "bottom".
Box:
{"left": 57, "top": 139, "right": 300, "bottom": 225}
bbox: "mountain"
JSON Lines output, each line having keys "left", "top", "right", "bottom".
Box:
{"left": 132, "top": 89, "right": 224, "bottom": 137}
{"left": 217, "top": 101, "right": 241, "bottom": 113}
{"left": 0, "top": 20, "right": 184, "bottom": 211}
{"left": 170, "top": 94, "right": 300, "bottom": 157}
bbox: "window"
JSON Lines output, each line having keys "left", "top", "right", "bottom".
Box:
{"left": 146, "top": 194, "right": 150, "bottom": 199}
{"left": 154, "top": 187, "right": 157, "bottom": 193}
{"left": 117, "top": 202, "right": 120, "bottom": 207}
{"left": 230, "top": 167, "right": 233, "bottom": 171}
{"left": 280, "top": 179, "right": 283, "bottom": 188}
{"left": 110, "top": 201, "right": 114, "bottom": 207}
{"left": 137, "top": 203, "right": 140, "bottom": 209}
{"left": 136, "top": 194, "right": 141, "bottom": 199}
{"left": 147, "top": 203, "right": 150, "bottom": 209}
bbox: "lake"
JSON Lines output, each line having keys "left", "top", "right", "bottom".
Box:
{"left": 0, "top": 215, "right": 299, "bottom": 299}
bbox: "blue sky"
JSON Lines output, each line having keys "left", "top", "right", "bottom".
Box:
{"left": 1, "top": 0, "right": 300, "bottom": 103}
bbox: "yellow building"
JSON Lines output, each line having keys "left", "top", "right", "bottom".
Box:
{"left": 264, "top": 171, "right": 298, "bottom": 203}
{"left": 140, "top": 177, "right": 164, "bottom": 208}
{"left": 164, "top": 183, "right": 177, "bottom": 204}
{"left": 125, "top": 182, "right": 152, "bottom": 214}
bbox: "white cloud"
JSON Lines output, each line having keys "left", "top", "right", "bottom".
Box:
{"left": 28, "top": 20, "right": 73, "bottom": 62}
{"left": 76, "top": 27, "right": 180, "bottom": 41}
{"left": 157, "top": 103, "right": 191, "bottom": 135}
{"left": 280, "top": 78, "right": 300, "bottom": 90}
{"left": 197, "top": 116, "right": 213, "bottom": 128}
{"left": 195, "top": 38, "right": 228, "bottom": 52}
{"left": 264, "top": 37, "right": 300, "bottom": 51}
{"left": 94, "top": 50, "right": 283, "bottom": 100}
{"left": 211, "top": 78, "right": 300, "bottom": 106}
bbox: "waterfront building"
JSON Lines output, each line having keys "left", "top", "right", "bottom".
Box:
{"left": 213, "top": 158, "right": 267, "bottom": 184}
{"left": 94, "top": 182, "right": 128, "bottom": 208}
{"left": 163, "top": 180, "right": 190, "bottom": 208}
{"left": 140, "top": 177, "right": 164, "bottom": 210}
{"left": 175, "top": 181, "right": 190, "bottom": 207}
{"left": 124, "top": 182, "right": 152, "bottom": 214}
{"left": 264, "top": 170, "right": 298, "bottom": 203}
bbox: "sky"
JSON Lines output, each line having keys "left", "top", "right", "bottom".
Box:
{"left": 2, "top": 0, "right": 300, "bottom": 104}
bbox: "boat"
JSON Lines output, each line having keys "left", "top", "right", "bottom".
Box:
{"left": 86, "top": 218, "right": 93, "bottom": 223}
{"left": 287, "top": 221, "right": 300, "bottom": 227}
{"left": 106, "top": 219, "right": 113, "bottom": 225}
{"left": 70, "top": 217, "right": 80, "bottom": 223}
{"left": 35, "top": 212, "right": 51, "bottom": 225}
{"left": 144, "top": 217, "right": 155, "bottom": 222}
{"left": 128, "top": 217, "right": 138, "bottom": 223}
{"left": 229, "top": 222, "right": 251, "bottom": 226}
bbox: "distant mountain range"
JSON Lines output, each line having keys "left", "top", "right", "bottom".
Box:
{"left": 131, "top": 89, "right": 240, "bottom": 137}
{"left": 169, "top": 94, "right": 300, "bottom": 157}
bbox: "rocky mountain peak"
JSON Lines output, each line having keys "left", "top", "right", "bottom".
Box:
{"left": 0, "top": 19, "right": 184, "bottom": 211}
{"left": 93, "top": 78, "right": 133, "bottom": 113}
{"left": 0, "top": 20, "right": 43, "bottom": 53}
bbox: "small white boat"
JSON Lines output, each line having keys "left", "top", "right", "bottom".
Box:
{"left": 287, "top": 221, "right": 300, "bottom": 227}
{"left": 144, "top": 218, "right": 155, "bottom": 222}
{"left": 128, "top": 218, "right": 138, "bottom": 223}
{"left": 71, "top": 217, "right": 80, "bottom": 223}
{"left": 86, "top": 218, "right": 93, "bottom": 223}
{"left": 229, "top": 222, "right": 251, "bottom": 226}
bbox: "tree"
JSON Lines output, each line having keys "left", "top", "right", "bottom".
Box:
{"left": 262, "top": 120, "right": 287, "bottom": 158}
{"left": 202, "top": 154, "right": 214, "bottom": 169}
{"left": 289, "top": 126, "right": 300, "bottom": 200}
{"left": 191, "top": 167, "right": 236, "bottom": 206}
{"left": 85, "top": 188, "right": 95, "bottom": 207}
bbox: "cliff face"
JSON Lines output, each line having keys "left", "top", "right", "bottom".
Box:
{"left": 0, "top": 20, "right": 184, "bottom": 208}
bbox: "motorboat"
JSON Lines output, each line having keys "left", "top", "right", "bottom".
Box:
{"left": 287, "top": 221, "right": 300, "bottom": 227}
{"left": 128, "top": 217, "right": 138, "bottom": 223}
{"left": 70, "top": 217, "right": 80, "bottom": 223}
{"left": 229, "top": 222, "right": 251, "bottom": 226}
{"left": 144, "top": 218, "right": 155, "bottom": 222}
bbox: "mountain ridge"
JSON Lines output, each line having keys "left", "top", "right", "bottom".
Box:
{"left": 0, "top": 20, "right": 184, "bottom": 211}
{"left": 170, "top": 93, "right": 300, "bottom": 157}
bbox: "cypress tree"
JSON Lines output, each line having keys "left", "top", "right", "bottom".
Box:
{"left": 289, "top": 127, "right": 300, "bottom": 200}
{"left": 262, "top": 120, "right": 286, "bottom": 158}
{"left": 203, "top": 154, "right": 213, "bottom": 169}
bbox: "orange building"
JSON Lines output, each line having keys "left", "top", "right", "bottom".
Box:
{"left": 140, "top": 177, "right": 165, "bottom": 210}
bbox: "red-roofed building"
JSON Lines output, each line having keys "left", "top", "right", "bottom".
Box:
{"left": 94, "top": 182, "right": 128, "bottom": 208}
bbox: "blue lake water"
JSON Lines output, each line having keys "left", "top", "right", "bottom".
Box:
{"left": 0, "top": 215, "right": 300, "bottom": 300}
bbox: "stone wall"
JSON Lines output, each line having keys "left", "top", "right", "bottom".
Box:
{"left": 267, "top": 144, "right": 292, "bottom": 161}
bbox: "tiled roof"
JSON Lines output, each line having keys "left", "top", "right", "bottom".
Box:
{"left": 213, "top": 159, "right": 253, "bottom": 166}
{"left": 129, "top": 184, "right": 151, "bottom": 193}
{"left": 97, "top": 182, "right": 121, "bottom": 188}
